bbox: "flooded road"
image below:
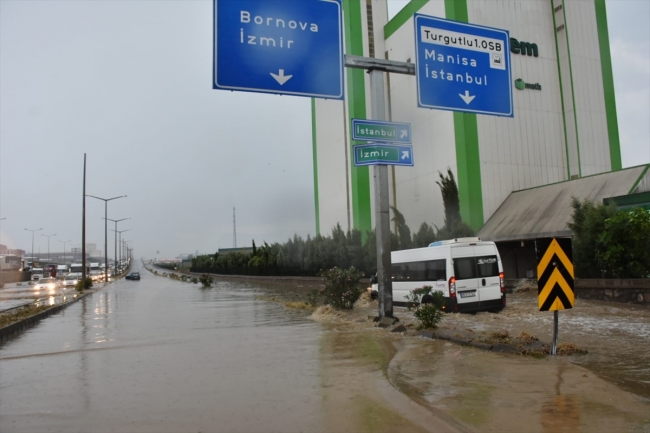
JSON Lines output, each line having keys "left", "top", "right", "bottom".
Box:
{"left": 1, "top": 265, "right": 649, "bottom": 432}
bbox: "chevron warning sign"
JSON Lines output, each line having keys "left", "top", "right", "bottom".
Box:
{"left": 536, "top": 238, "right": 574, "bottom": 311}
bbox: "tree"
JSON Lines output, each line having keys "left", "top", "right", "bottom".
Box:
{"left": 390, "top": 206, "right": 412, "bottom": 250}
{"left": 435, "top": 168, "right": 476, "bottom": 240}
{"left": 412, "top": 222, "right": 436, "bottom": 247}
{"left": 597, "top": 208, "right": 650, "bottom": 278}
{"left": 568, "top": 198, "right": 618, "bottom": 278}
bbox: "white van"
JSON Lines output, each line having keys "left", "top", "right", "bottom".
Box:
{"left": 383, "top": 238, "right": 506, "bottom": 313}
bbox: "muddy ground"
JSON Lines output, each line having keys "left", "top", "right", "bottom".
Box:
{"left": 246, "top": 277, "right": 650, "bottom": 433}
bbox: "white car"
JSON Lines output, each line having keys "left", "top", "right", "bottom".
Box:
{"left": 63, "top": 275, "right": 79, "bottom": 287}
{"left": 33, "top": 277, "right": 59, "bottom": 292}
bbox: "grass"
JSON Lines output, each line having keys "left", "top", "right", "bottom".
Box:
{"left": 557, "top": 342, "right": 589, "bottom": 355}
{"left": 0, "top": 304, "right": 53, "bottom": 328}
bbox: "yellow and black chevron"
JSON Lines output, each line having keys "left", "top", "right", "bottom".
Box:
{"left": 535, "top": 238, "right": 574, "bottom": 311}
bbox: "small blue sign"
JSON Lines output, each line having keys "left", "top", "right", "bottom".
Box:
{"left": 353, "top": 144, "right": 414, "bottom": 167}
{"left": 214, "top": 0, "right": 344, "bottom": 99}
{"left": 414, "top": 14, "right": 513, "bottom": 117}
{"left": 351, "top": 119, "right": 412, "bottom": 144}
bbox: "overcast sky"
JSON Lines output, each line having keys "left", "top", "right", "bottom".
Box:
{"left": 1, "top": 0, "right": 648, "bottom": 260}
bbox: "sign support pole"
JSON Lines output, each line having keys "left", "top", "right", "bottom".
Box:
{"left": 344, "top": 56, "right": 414, "bottom": 319}
{"left": 552, "top": 310, "right": 559, "bottom": 355}
{"left": 369, "top": 68, "right": 393, "bottom": 319}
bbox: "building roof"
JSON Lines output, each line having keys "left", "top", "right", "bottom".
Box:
{"left": 477, "top": 165, "right": 650, "bottom": 242}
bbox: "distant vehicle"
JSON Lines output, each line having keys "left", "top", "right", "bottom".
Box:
{"left": 31, "top": 267, "right": 45, "bottom": 281}
{"left": 89, "top": 263, "right": 104, "bottom": 281}
{"left": 34, "top": 277, "right": 58, "bottom": 291}
{"left": 56, "top": 265, "right": 68, "bottom": 278}
{"left": 0, "top": 254, "right": 22, "bottom": 271}
{"left": 63, "top": 275, "right": 79, "bottom": 287}
{"left": 68, "top": 263, "right": 87, "bottom": 278}
{"left": 125, "top": 272, "right": 140, "bottom": 280}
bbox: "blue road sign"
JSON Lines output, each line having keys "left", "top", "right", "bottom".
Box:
{"left": 213, "top": 0, "right": 344, "bottom": 99}
{"left": 351, "top": 119, "right": 412, "bottom": 144}
{"left": 353, "top": 144, "right": 414, "bottom": 167}
{"left": 414, "top": 14, "right": 513, "bottom": 117}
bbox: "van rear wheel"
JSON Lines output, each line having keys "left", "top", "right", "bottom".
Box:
{"left": 421, "top": 294, "right": 434, "bottom": 304}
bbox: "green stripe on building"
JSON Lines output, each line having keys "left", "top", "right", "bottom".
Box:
{"left": 445, "top": 0, "right": 484, "bottom": 230}
{"left": 311, "top": 98, "right": 320, "bottom": 235}
{"left": 594, "top": 0, "right": 622, "bottom": 171}
{"left": 384, "top": 0, "right": 429, "bottom": 39}
{"left": 343, "top": 0, "right": 372, "bottom": 235}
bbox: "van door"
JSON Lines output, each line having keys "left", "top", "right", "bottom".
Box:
{"left": 474, "top": 245, "right": 502, "bottom": 307}
{"left": 451, "top": 246, "right": 479, "bottom": 307}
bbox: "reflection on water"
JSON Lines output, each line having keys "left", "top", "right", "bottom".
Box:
{"left": 0, "top": 271, "right": 326, "bottom": 433}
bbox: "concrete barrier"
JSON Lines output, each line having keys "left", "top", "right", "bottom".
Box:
{"left": 0, "top": 271, "right": 31, "bottom": 286}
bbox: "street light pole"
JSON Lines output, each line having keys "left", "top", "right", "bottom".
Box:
{"left": 106, "top": 218, "right": 129, "bottom": 277}
{"left": 0, "top": 218, "right": 6, "bottom": 253}
{"left": 111, "top": 229, "right": 130, "bottom": 274}
{"left": 86, "top": 194, "right": 126, "bottom": 282}
{"left": 59, "top": 240, "right": 71, "bottom": 266}
{"left": 24, "top": 227, "right": 42, "bottom": 267}
{"left": 41, "top": 233, "right": 57, "bottom": 265}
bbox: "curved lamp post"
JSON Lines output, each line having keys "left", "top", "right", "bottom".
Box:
{"left": 86, "top": 195, "right": 126, "bottom": 282}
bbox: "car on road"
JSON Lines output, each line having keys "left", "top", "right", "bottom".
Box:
{"left": 125, "top": 272, "right": 140, "bottom": 280}
{"left": 34, "top": 277, "right": 59, "bottom": 292}
{"left": 63, "top": 275, "right": 79, "bottom": 287}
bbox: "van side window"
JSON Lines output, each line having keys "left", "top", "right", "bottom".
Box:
{"left": 425, "top": 259, "right": 446, "bottom": 280}
{"left": 476, "top": 256, "right": 499, "bottom": 277}
{"left": 454, "top": 257, "right": 477, "bottom": 280}
{"left": 392, "top": 260, "right": 446, "bottom": 282}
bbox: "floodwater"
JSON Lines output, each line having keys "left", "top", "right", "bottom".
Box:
{"left": 0, "top": 281, "right": 83, "bottom": 311}
{"left": 1, "top": 266, "right": 649, "bottom": 433}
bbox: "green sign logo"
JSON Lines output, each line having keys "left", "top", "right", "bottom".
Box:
{"left": 514, "top": 78, "right": 542, "bottom": 91}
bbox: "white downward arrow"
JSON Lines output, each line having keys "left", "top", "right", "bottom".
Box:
{"left": 401, "top": 151, "right": 410, "bottom": 160}
{"left": 459, "top": 90, "right": 476, "bottom": 104}
{"left": 270, "top": 69, "right": 293, "bottom": 85}
{"left": 400, "top": 129, "right": 408, "bottom": 139}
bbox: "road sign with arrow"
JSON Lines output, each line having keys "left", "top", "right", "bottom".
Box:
{"left": 351, "top": 119, "right": 412, "bottom": 144}
{"left": 536, "top": 238, "right": 574, "bottom": 311}
{"left": 414, "top": 14, "right": 513, "bottom": 117}
{"left": 353, "top": 144, "right": 414, "bottom": 167}
{"left": 213, "top": 0, "right": 344, "bottom": 99}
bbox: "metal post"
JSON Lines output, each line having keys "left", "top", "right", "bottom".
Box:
{"left": 552, "top": 312, "right": 558, "bottom": 355}
{"left": 369, "top": 68, "right": 393, "bottom": 319}
{"left": 87, "top": 194, "right": 126, "bottom": 283}
{"left": 42, "top": 233, "right": 56, "bottom": 264}
{"left": 24, "top": 228, "right": 43, "bottom": 269}
{"left": 82, "top": 154, "right": 87, "bottom": 286}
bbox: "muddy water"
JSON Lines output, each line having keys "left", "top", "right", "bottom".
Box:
{"left": 0, "top": 274, "right": 327, "bottom": 432}
{"left": 440, "top": 290, "right": 650, "bottom": 398}
{"left": 1, "top": 269, "right": 649, "bottom": 433}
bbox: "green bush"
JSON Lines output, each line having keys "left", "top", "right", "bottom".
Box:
{"left": 405, "top": 286, "right": 445, "bottom": 329}
{"left": 199, "top": 273, "right": 213, "bottom": 288}
{"left": 75, "top": 277, "right": 93, "bottom": 292}
{"left": 597, "top": 208, "right": 650, "bottom": 278}
{"left": 191, "top": 276, "right": 199, "bottom": 284}
{"left": 319, "top": 266, "right": 363, "bottom": 310}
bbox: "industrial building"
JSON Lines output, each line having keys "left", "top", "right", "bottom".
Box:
{"left": 311, "top": 0, "right": 649, "bottom": 275}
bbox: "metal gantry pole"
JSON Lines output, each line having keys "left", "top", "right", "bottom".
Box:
{"left": 369, "top": 68, "right": 393, "bottom": 319}
{"left": 343, "top": 55, "right": 415, "bottom": 319}
{"left": 552, "top": 311, "right": 559, "bottom": 355}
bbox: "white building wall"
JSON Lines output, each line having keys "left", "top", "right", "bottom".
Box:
{"left": 314, "top": 0, "right": 615, "bottom": 237}
{"left": 563, "top": 0, "right": 611, "bottom": 175}
{"left": 467, "top": 0, "right": 568, "bottom": 219}
{"left": 385, "top": 0, "right": 457, "bottom": 230}
{"left": 315, "top": 99, "right": 351, "bottom": 233}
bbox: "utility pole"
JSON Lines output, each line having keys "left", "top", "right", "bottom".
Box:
{"left": 82, "top": 154, "right": 87, "bottom": 286}
{"left": 233, "top": 207, "right": 237, "bottom": 248}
